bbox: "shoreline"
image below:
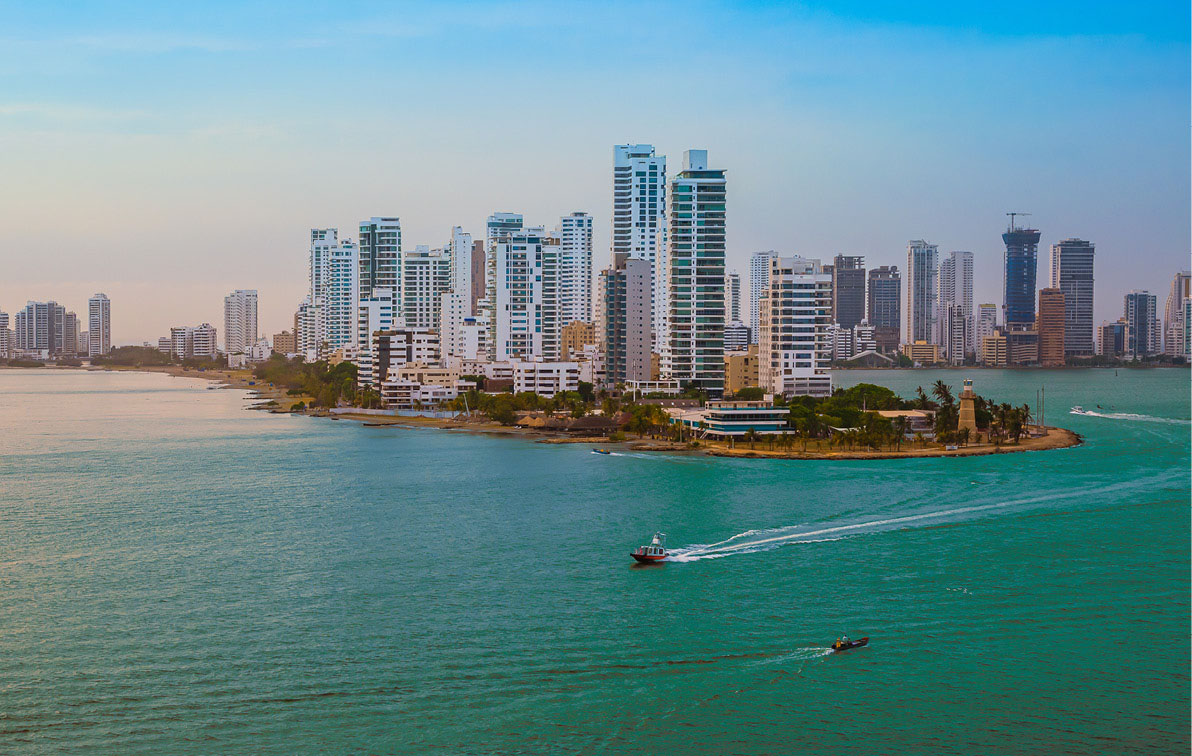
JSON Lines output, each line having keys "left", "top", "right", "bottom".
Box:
{"left": 66, "top": 364, "right": 1085, "bottom": 460}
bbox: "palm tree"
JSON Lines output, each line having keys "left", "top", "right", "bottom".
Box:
{"left": 744, "top": 428, "right": 758, "bottom": 449}
{"left": 957, "top": 426, "right": 971, "bottom": 447}
{"left": 932, "top": 380, "right": 954, "bottom": 407}
{"left": 893, "top": 416, "right": 909, "bottom": 451}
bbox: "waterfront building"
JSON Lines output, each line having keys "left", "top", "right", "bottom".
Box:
{"left": 402, "top": 246, "right": 451, "bottom": 331}
{"left": 938, "top": 250, "right": 974, "bottom": 358}
{"left": 1123, "top": 290, "right": 1160, "bottom": 358}
{"left": 1006, "top": 329, "right": 1040, "bottom": 365}
{"left": 758, "top": 255, "right": 832, "bottom": 397}
{"left": 223, "top": 289, "right": 258, "bottom": 368}
{"left": 724, "top": 345, "right": 759, "bottom": 395}
{"left": 976, "top": 304, "right": 998, "bottom": 353}
{"left": 439, "top": 227, "right": 481, "bottom": 361}
{"left": 1097, "top": 320, "right": 1126, "bottom": 357}
{"left": 726, "top": 271, "right": 742, "bottom": 323}
{"left": 612, "top": 145, "right": 666, "bottom": 350}
{"left": 724, "top": 321, "right": 750, "bottom": 351}
{"left": 601, "top": 253, "right": 652, "bottom": 387}
{"left": 853, "top": 321, "right": 877, "bottom": 355}
{"left": 749, "top": 250, "right": 779, "bottom": 344}
{"left": 557, "top": 212, "right": 593, "bottom": 325}
{"left": 867, "top": 265, "right": 900, "bottom": 352}
{"left": 512, "top": 361, "right": 580, "bottom": 398}
{"left": 306, "top": 228, "right": 337, "bottom": 357}
{"left": 903, "top": 340, "right": 941, "bottom": 365}
{"left": 0, "top": 310, "right": 9, "bottom": 358}
{"left": 157, "top": 336, "right": 171, "bottom": 353}
{"left": 980, "top": 331, "right": 1008, "bottom": 366}
{"left": 1037, "top": 288, "right": 1066, "bottom": 367}
{"left": 668, "top": 401, "right": 792, "bottom": 439}
{"left": 494, "top": 227, "right": 561, "bottom": 362}
{"left": 1162, "top": 270, "right": 1191, "bottom": 358}
{"left": 368, "top": 329, "right": 440, "bottom": 385}
{"left": 483, "top": 212, "right": 525, "bottom": 357}
{"left": 905, "top": 240, "right": 939, "bottom": 346}
{"left": 829, "top": 323, "right": 855, "bottom": 361}
{"left": 832, "top": 255, "right": 866, "bottom": 329}
{"left": 326, "top": 240, "right": 360, "bottom": 353}
{"left": 560, "top": 320, "right": 596, "bottom": 361}
{"left": 87, "top": 293, "right": 111, "bottom": 357}
{"left": 273, "top": 330, "right": 296, "bottom": 354}
{"left": 357, "top": 217, "right": 402, "bottom": 301}
{"left": 170, "top": 323, "right": 217, "bottom": 360}
{"left": 1003, "top": 219, "right": 1041, "bottom": 328}
{"left": 1049, "top": 239, "right": 1095, "bottom": 356}
{"left": 663, "top": 149, "right": 727, "bottom": 396}
{"left": 14, "top": 301, "right": 76, "bottom": 357}
{"left": 355, "top": 288, "right": 399, "bottom": 384}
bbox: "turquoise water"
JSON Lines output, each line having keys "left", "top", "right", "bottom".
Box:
{"left": 1, "top": 367, "right": 1188, "bottom": 755}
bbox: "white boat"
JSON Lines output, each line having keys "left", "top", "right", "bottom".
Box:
{"left": 1070, "top": 406, "right": 1089, "bottom": 415}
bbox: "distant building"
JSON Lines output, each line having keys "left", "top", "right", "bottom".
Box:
{"left": 940, "top": 304, "right": 971, "bottom": 365}
{"left": 724, "top": 321, "right": 750, "bottom": 352}
{"left": 326, "top": 237, "right": 360, "bottom": 354}
{"left": 749, "top": 251, "right": 779, "bottom": 345}
{"left": 903, "top": 340, "right": 940, "bottom": 365}
{"left": 223, "top": 289, "right": 258, "bottom": 367}
{"left": 357, "top": 217, "right": 402, "bottom": 302}
{"left": 613, "top": 145, "right": 667, "bottom": 351}
{"left": 905, "top": 240, "right": 939, "bottom": 345}
{"left": 1162, "top": 270, "right": 1191, "bottom": 358}
{"left": 980, "top": 331, "right": 1008, "bottom": 366}
{"left": 1124, "top": 291, "right": 1160, "bottom": 358}
{"left": 758, "top": 256, "right": 832, "bottom": 397}
{"left": 724, "top": 345, "right": 759, "bottom": 396}
{"left": 494, "top": 227, "right": 560, "bottom": 362}
{"left": 1097, "top": 320, "right": 1126, "bottom": 358}
{"left": 601, "top": 253, "right": 652, "bottom": 387}
{"left": 273, "top": 330, "right": 296, "bottom": 354}
{"left": 470, "top": 239, "right": 486, "bottom": 313}
{"left": 0, "top": 309, "right": 9, "bottom": 358}
{"left": 726, "top": 271, "right": 742, "bottom": 323}
{"left": 170, "top": 323, "right": 217, "bottom": 360}
{"left": 1003, "top": 219, "right": 1041, "bottom": 328}
{"left": 668, "top": 401, "right": 792, "bottom": 438}
{"left": 867, "top": 265, "right": 900, "bottom": 352}
{"left": 402, "top": 245, "right": 451, "bottom": 332}
{"left": 976, "top": 304, "right": 998, "bottom": 355}
{"left": 1049, "top": 239, "right": 1095, "bottom": 356}
{"left": 1037, "top": 288, "right": 1066, "bottom": 367}
{"left": 512, "top": 361, "right": 580, "bottom": 398}
{"left": 14, "top": 301, "right": 77, "bottom": 357}
{"left": 364, "top": 329, "right": 440, "bottom": 387}
{"left": 557, "top": 212, "right": 593, "bottom": 325}
{"left": 560, "top": 320, "right": 596, "bottom": 361}
{"left": 832, "top": 255, "right": 866, "bottom": 329}
{"left": 938, "top": 251, "right": 974, "bottom": 358}
{"left": 87, "top": 293, "right": 111, "bottom": 357}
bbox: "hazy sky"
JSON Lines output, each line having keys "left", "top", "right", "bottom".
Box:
{"left": 1, "top": 1, "right": 1188, "bottom": 344}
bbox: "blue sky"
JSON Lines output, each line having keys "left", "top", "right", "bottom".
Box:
{"left": 0, "top": 0, "right": 1188, "bottom": 341}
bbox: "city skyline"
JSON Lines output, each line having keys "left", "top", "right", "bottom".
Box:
{"left": 1, "top": 2, "right": 1188, "bottom": 343}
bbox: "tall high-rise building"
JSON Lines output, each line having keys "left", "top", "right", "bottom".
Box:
{"left": 1003, "top": 218, "right": 1042, "bottom": 328}
{"left": 357, "top": 217, "right": 402, "bottom": 301}
{"left": 831, "top": 255, "right": 866, "bottom": 329}
{"left": 867, "top": 265, "right": 900, "bottom": 352}
{"left": 223, "top": 289, "right": 258, "bottom": 367}
{"left": 326, "top": 240, "right": 359, "bottom": 352}
{"left": 483, "top": 212, "right": 524, "bottom": 356}
{"left": 494, "top": 227, "right": 560, "bottom": 361}
{"left": 1049, "top": 239, "right": 1095, "bottom": 356}
{"left": 612, "top": 144, "right": 666, "bottom": 264}
{"left": 758, "top": 256, "right": 832, "bottom": 397}
{"left": 939, "top": 304, "right": 972, "bottom": 366}
{"left": 938, "top": 250, "right": 974, "bottom": 358}
{"left": 402, "top": 245, "right": 451, "bottom": 331}
{"left": 663, "top": 150, "right": 726, "bottom": 396}
{"left": 14, "top": 301, "right": 73, "bottom": 356}
{"left": 1037, "top": 288, "right": 1066, "bottom": 367}
{"left": 87, "top": 293, "right": 111, "bottom": 357}
{"left": 306, "top": 228, "right": 338, "bottom": 356}
{"left": 169, "top": 323, "right": 218, "bottom": 360}
{"left": 557, "top": 212, "right": 594, "bottom": 325}
{"left": 0, "top": 309, "right": 9, "bottom": 358}
{"left": 905, "top": 240, "right": 939, "bottom": 346}
{"left": 726, "top": 271, "right": 742, "bottom": 323}
{"left": 469, "top": 240, "right": 486, "bottom": 313}
{"left": 976, "top": 303, "right": 998, "bottom": 355}
{"left": 749, "top": 251, "right": 779, "bottom": 345}
{"left": 1162, "top": 270, "right": 1191, "bottom": 358}
{"left": 601, "top": 253, "right": 652, "bottom": 387}
{"left": 1124, "top": 291, "right": 1159, "bottom": 358}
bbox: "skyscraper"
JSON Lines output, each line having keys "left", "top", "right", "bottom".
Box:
{"left": 905, "top": 240, "right": 938, "bottom": 346}
{"left": 663, "top": 150, "right": 726, "bottom": 396}
{"left": 326, "top": 240, "right": 359, "bottom": 352}
{"left": 612, "top": 145, "right": 666, "bottom": 353}
{"left": 483, "top": 212, "right": 524, "bottom": 356}
{"left": 306, "top": 228, "right": 339, "bottom": 357}
{"left": 0, "top": 309, "right": 9, "bottom": 358}
{"left": 758, "top": 256, "right": 832, "bottom": 397}
{"left": 1124, "top": 290, "right": 1159, "bottom": 358}
{"left": 223, "top": 289, "right": 258, "bottom": 367}
{"left": 557, "top": 211, "right": 593, "bottom": 325}
{"left": 867, "top": 265, "right": 900, "bottom": 352}
{"left": 726, "top": 271, "right": 742, "bottom": 323}
{"left": 357, "top": 217, "right": 401, "bottom": 302}
{"left": 14, "top": 301, "right": 73, "bottom": 356}
{"left": 494, "top": 227, "right": 560, "bottom": 361}
{"left": 1003, "top": 218, "right": 1041, "bottom": 328}
{"left": 749, "top": 251, "right": 779, "bottom": 345}
{"left": 938, "top": 250, "right": 974, "bottom": 358}
{"left": 939, "top": 304, "right": 972, "bottom": 366}
{"left": 1049, "top": 239, "right": 1095, "bottom": 356}
{"left": 1162, "top": 270, "right": 1191, "bottom": 357}
{"left": 976, "top": 303, "right": 998, "bottom": 356}
{"left": 831, "top": 255, "right": 866, "bottom": 329}
{"left": 1037, "top": 288, "right": 1066, "bottom": 367}
{"left": 402, "top": 246, "right": 452, "bottom": 331}
{"left": 601, "top": 253, "right": 652, "bottom": 386}
{"left": 87, "top": 293, "right": 111, "bottom": 357}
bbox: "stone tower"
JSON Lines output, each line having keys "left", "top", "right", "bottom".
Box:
{"left": 958, "top": 378, "right": 978, "bottom": 437}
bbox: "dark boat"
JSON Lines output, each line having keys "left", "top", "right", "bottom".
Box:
{"left": 631, "top": 533, "right": 668, "bottom": 563}
{"left": 831, "top": 636, "right": 869, "bottom": 652}
{"left": 592, "top": 448, "right": 611, "bottom": 455}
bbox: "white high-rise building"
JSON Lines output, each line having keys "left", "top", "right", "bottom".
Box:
{"left": 326, "top": 240, "right": 359, "bottom": 353}
{"left": 0, "top": 309, "right": 10, "bottom": 358}
{"left": 87, "top": 293, "right": 111, "bottom": 357}
{"left": 1162, "top": 270, "right": 1191, "bottom": 358}
{"left": 612, "top": 145, "right": 667, "bottom": 352}
{"left": 356, "top": 288, "right": 399, "bottom": 387}
{"left": 663, "top": 150, "right": 727, "bottom": 395}
{"left": 358, "top": 217, "right": 402, "bottom": 301}
{"left": 976, "top": 303, "right": 998, "bottom": 354}
{"left": 402, "top": 245, "right": 452, "bottom": 332}
{"left": 494, "top": 227, "right": 561, "bottom": 362}
{"left": 905, "top": 240, "right": 939, "bottom": 346}
{"left": 1050, "top": 239, "right": 1096, "bottom": 356}
{"left": 556, "top": 212, "right": 593, "bottom": 325}
{"left": 306, "top": 228, "right": 338, "bottom": 357}
{"left": 726, "top": 271, "right": 742, "bottom": 323}
{"left": 749, "top": 251, "right": 778, "bottom": 344}
{"left": 938, "top": 250, "right": 974, "bottom": 358}
{"left": 440, "top": 226, "right": 487, "bottom": 360}
{"left": 447, "top": 226, "right": 475, "bottom": 313}
{"left": 758, "top": 256, "right": 832, "bottom": 397}
{"left": 483, "top": 212, "right": 524, "bottom": 357}
{"left": 223, "top": 289, "right": 258, "bottom": 367}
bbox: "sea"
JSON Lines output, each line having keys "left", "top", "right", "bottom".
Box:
{"left": 1, "top": 367, "right": 1188, "bottom": 755}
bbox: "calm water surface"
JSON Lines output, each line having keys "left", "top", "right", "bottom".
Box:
{"left": 1, "top": 367, "right": 1188, "bottom": 754}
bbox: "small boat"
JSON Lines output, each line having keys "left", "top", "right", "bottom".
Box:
{"left": 1070, "top": 406, "right": 1088, "bottom": 415}
{"left": 631, "top": 533, "right": 668, "bottom": 563}
{"left": 592, "top": 448, "right": 611, "bottom": 455}
{"left": 831, "top": 636, "right": 869, "bottom": 652}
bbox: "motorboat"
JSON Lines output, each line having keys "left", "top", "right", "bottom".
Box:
{"left": 631, "top": 533, "right": 668, "bottom": 563}
{"left": 831, "top": 636, "right": 869, "bottom": 652}
{"left": 1070, "top": 406, "right": 1089, "bottom": 415}
{"left": 592, "top": 448, "right": 611, "bottom": 455}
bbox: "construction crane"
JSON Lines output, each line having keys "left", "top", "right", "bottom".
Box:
{"left": 1006, "top": 211, "right": 1032, "bottom": 231}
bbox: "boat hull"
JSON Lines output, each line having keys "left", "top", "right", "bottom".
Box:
{"left": 831, "top": 637, "right": 869, "bottom": 652}
{"left": 630, "top": 553, "right": 667, "bottom": 564}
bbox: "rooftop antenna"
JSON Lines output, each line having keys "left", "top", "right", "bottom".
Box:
{"left": 1006, "top": 211, "right": 1032, "bottom": 232}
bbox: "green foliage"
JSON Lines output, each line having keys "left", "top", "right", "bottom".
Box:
{"left": 461, "top": 374, "right": 487, "bottom": 390}
{"left": 252, "top": 355, "right": 358, "bottom": 409}
{"left": 92, "top": 346, "right": 173, "bottom": 367}
{"left": 733, "top": 386, "right": 766, "bottom": 401}
{"left": 577, "top": 381, "right": 595, "bottom": 403}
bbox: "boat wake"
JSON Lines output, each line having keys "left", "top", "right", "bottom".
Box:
{"left": 666, "top": 472, "right": 1184, "bottom": 563}
{"left": 1071, "top": 409, "right": 1190, "bottom": 425}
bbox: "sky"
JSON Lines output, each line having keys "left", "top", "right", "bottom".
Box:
{"left": 0, "top": 0, "right": 1188, "bottom": 344}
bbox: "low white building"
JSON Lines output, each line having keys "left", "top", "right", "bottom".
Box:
{"left": 380, "top": 377, "right": 477, "bottom": 409}
{"left": 512, "top": 361, "right": 579, "bottom": 397}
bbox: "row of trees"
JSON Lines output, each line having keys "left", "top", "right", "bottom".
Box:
{"left": 252, "top": 355, "right": 360, "bottom": 409}
{"left": 91, "top": 345, "right": 223, "bottom": 370}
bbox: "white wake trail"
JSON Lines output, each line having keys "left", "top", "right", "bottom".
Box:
{"left": 1071, "top": 409, "right": 1190, "bottom": 425}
